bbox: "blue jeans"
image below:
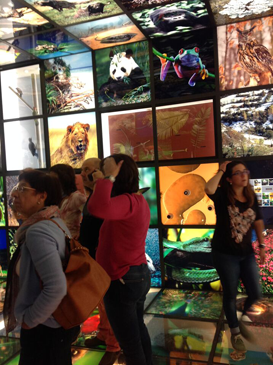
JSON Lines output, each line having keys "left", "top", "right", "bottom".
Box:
{"left": 212, "top": 251, "right": 261, "bottom": 330}
{"left": 103, "top": 264, "right": 152, "bottom": 365}
{"left": 19, "top": 324, "right": 80, "bottom": 365}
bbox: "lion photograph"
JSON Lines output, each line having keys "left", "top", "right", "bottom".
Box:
{"left": 48, "top": 113, "right": 98, "bottom": 169}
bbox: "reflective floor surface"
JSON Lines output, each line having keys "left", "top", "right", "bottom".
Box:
{"left": 1, "top": 288, "right": 273, "bottom": 365}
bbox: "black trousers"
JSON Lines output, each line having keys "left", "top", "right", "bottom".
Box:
{"left": 19, "top": 324, "right": 80, "bottom": 365}
{"left": 104, "top": 264, "right": 153, "bottom": 365}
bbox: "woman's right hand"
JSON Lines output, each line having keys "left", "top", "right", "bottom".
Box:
{"left": 103, "top": 158, "right": 124, "bottom": 178}
{"left": 219, "top": 161, "right": 231, "bottom": 173}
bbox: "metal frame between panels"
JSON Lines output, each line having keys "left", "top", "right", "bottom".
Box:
{"left": 0, "top": 5, "right": 272, "bottom": 297}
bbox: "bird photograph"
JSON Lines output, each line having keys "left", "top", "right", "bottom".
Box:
{"left": 28, "top": 137, "right": 39, "bottom": 158}
{"left": 217, "top": 16, "right": 273, "bottom": 90}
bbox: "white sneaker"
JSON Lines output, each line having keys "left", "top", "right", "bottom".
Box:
{"left": 241, "top": 314, "right": 252, "bottom": 322}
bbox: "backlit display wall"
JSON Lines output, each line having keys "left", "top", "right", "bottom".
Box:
{"left": 0, "top": 1, "right": 273, "bottom": 296}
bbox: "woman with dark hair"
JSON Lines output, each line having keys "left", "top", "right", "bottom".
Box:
{"left": 205, "top": 160, "right": 265, "bottom": 353}
{"left": 88, "top": 154, "right": 152, "bottom": 365}
{"left": 4, "top": 169, "right": 80, "bottom": 365}
{"left": 50, "top": 164, "right": 86, "bottom": 237}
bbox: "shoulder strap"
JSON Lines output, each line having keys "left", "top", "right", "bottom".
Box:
{"left": 45, "top": 218, "right": 71, "bottom": 239}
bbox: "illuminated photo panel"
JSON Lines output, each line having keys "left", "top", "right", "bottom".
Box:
{"left": 102, "top": 108, "right": 154, "bottom": 162}
{"left": 45, "top": 52, "right": 94, "bottom": 114}
{"left": 163, "top": 228, "right": 219, "bottom": 290}
{"left": 218, "top": 16, "right": 273, "bottom": 90}
{"left": 237, "top": 229, "right": 273, "bottom": 295}
{"left": 4, "top": 119, "right": 46, "bottom": 171}
{"left": 0, "top": 42, "right": 35, "bottom": 66}
{"left": 159, "top": 163, "right": 218, "bottom": 225}
{"left": 138, "top": 167, "right": 158, "bottom": 225}
{"left": 24, "top": 0, "right": 122, "bottom": 27}
{"left": 156, "top": 100, "right": 215, "bottom": 160}
{"left": 221, "top": 88, "right": 273, "bottom": 158}
{"left": 0, "top": 140, "right": 2, "bottom": 171}
{"left": 0, "top": 230, "right": 8, "bottom": 277}
{"left": 66, "top": 14, "right": 145, "bottom": 50}
{"left": 8, "top": 228, "right": 18, "bottom": 259}
{"left": 48, "top": 112, "right": 98, "bottom": 169}
{"left": 121, "top": 0, "right": 179, "bottom": 11}
{"left": 0, "top": 0, "right": 52, "bottom": 40}
{"left": 145, "top": 229, "right": 161, "bottom": 287}
{"left": 132, "top": 1, "right": 209, "bottom": 38}
{"left": 1, "top": 64, "right": 42, "bottom": 120}
{"left": 146, "top": 289, "right": 222, "bottom": 319}
{"left": 96, "top": 41, "right": 151, "bottom": 107}
{"left": 247, "top": 159, "right": 273, "bottom": 225}
{"left": 7, "top": 29, "right": 88, "bottom": 59}
{"left": 0, "top": 336, "right": 21, "bottom": 361}
{"left": 210, "top": 0, "right": 273, "bottom": 26}
{"left": 6, "top": 177, "right": 19, "bottom": 227}
{"left": 152, "top": 29, "right": 215, "bottom": 100}
{"left": 0, "top": 177, "right": 5, "bottom": 227}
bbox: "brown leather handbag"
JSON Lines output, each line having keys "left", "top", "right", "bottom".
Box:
{"left": 48, "top": 219, "right": 111, "bottom": 329}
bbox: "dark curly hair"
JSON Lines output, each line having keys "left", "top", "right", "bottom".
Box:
{"left": 50, "top": 164, "right": 77, "bottom": 197}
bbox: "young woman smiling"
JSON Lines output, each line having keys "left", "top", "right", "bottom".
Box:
{"left": 205, "top": 160, "right": 265, "bottom": 353}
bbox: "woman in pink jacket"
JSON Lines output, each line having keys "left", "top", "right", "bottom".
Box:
{"left": 88, "top": 154, "right": 152, "bottom": 365}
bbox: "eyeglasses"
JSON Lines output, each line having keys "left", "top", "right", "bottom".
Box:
{"left": 231, "top": 169, "right": 250, "bottom": 177}
{"left": 81, "top": 167, "right": 92, "bottom": 173}
{"left": 12, "top": 185, "right": 36, "bottom": 194}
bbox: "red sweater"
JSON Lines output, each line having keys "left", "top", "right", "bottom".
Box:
{"left": 88, "top": 179, "right": 150, "bottom": 280}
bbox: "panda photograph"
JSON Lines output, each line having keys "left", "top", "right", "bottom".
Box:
{"left": 96, "top": 41, "right": 151, "bottom": 107}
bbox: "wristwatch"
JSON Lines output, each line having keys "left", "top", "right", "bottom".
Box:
{"left": 105, "top": 175, "right": 115, "bottom": 183}
{"left": 259, "top": 244, "right": 265, "bottom": 249}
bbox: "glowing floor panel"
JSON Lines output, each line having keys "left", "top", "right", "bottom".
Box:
{"left": 213, "top": 323, "right": 273, "bottom": 364}
{"left": 146, "top": 289, "right": 223, "bottom": 320}
{"left": 146, "top": 316, "right": 217, "bottom": 362}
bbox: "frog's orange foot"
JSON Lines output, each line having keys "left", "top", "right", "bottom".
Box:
{"left": 156, "top": 53, "right": 168, "bottom": 65}
{"left": 200, "top": 68, "right": 208, "bottom": 80}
